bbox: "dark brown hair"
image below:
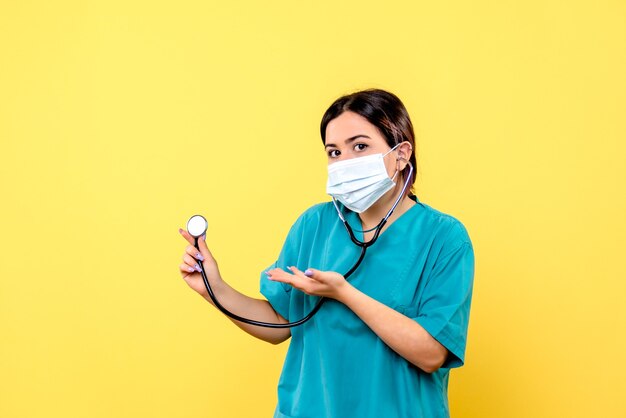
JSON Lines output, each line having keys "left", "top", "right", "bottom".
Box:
{"left": 320, "top": 88, "right": 418, "bottom": 196}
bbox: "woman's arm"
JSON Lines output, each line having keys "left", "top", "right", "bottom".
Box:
{"left": 203, "top": 279, "right": 291, "bottom": 345}
{"left": 266, "top": 266, "right": 447, "bottom": 372}
{"left": 336, "top": 284, "right": 447, "bottom": 373}
{"left": 179, "top": 229, "right": 291, "bottom": 345}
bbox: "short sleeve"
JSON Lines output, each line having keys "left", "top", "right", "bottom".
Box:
{"left": 259, "top": 213, "right": 306, "bottom": 321}
{"left": 414, "top": 224, "right": 475, "bottom": 369}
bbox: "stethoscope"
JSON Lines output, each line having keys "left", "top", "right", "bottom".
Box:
{"left": 187, "top": 161, "right": 414, "bottom": 328}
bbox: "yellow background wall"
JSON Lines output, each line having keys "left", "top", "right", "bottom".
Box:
{"left": 1, "top": 1, "right": 624, "bottom": 417}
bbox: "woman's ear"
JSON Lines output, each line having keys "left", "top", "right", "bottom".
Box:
{"left": 395, "top": 141, "right": 413, "bottom": 171}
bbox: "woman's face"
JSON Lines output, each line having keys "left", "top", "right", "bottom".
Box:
{"left": 324, "top": 111, "right": 405, "bottom": 179}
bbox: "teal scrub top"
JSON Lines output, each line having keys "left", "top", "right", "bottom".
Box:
{"left": 260, "top": 195, "right": 475, "bottom": 418}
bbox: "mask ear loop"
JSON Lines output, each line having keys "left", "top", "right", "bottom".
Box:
{"left": 383, "top": 142, "right": 401, "bottom": 158}
{"left": 385, "top": 142, "right": 406, "bottom": 183}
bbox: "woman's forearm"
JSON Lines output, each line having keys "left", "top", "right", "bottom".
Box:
{"left": 204, "top": 279, "right": 291, "bottom": 345}
{"left": 338, "top": 284, "right": 447, "bottom": 373}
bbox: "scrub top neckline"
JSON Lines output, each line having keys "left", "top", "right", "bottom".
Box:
{"left": 342, "top": 194, "right": 422, "bottom": 242}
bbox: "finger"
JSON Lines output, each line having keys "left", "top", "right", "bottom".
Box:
{"left": 179, "top": 228, "right": 195, "bottom": 246}
{"left": 287, "top": 266, "right": 319, "bottom": 282}
{"left": 182, "top": 254, "right": 202, "bottom": 272}
{"left": 289, "top": 266, "right": 328, "bottom": 287}
{"left": 266, "top": 268, "right": 299, "bottom": 285}
{"left": 185, "top": 245, "right": 205, "bottom": 262}
{"left": 265, "top": 267, "right": 285, "bottom": 279}
{"left": 303, "top": 267, "right": 321, "bottom": 279}
{"left": 179, "top": 263, "right": 197, "bottom": 274}
{"left": 268, "top": 267, "right": 313, "bottom": 292}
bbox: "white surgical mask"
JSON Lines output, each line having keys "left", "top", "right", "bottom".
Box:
{"left": 326, "top": 144, "right": 400, "bottom": 213}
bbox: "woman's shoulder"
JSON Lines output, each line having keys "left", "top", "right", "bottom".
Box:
{"left": 284, "top": 201, "right": 337, "bottom": 233}
{"left": 293, "top": 201, "right": 337, "bottom": 224}
{"left": 413, "top": 197, "right": 473, "bottom": 248}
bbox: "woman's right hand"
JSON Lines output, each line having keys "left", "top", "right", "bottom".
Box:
{"left": 178, "top": 228, "right": 222, "bottom": 300}
{"left": 177, "top": 227, "right": 291, "bottom": 344}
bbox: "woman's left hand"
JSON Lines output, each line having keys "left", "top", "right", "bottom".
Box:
{"left": 265, "top": 266, "right": 351, "bottom": 302}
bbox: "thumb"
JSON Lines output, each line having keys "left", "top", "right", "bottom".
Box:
{"left": 304, "top": 268, "right": 319, "bottom": 278}
{"left": 305, "top": 268, "right": 344, "bottom": 283}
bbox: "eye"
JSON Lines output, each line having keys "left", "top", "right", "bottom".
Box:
{"left": 327, "top": 149, "right": 341, "bottom": 158}
{"left": 354, "top": 143, "right": 368, "bottom": 152}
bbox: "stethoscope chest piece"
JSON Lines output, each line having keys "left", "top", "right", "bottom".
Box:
{"left": 187, "top": 214, "right": 208, "bottom": 238}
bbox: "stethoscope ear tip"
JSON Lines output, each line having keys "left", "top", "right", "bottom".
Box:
{"left": 187, "top": 214, "right": 208, "bottom": 238}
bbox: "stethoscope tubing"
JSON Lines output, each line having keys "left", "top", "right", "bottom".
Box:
{"left": 194, "top": 237, "right": 366, "bottom": 328}
{"left": 193, "top": 161, "right": 414, "bottom": 328}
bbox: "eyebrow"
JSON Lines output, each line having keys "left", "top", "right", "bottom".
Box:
{"left": 324, "top": 135, "right": 371, "bottom": 149}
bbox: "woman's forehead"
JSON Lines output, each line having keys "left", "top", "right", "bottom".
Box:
{"left": 325, "top": 111, "right": 385, "bottom": 146}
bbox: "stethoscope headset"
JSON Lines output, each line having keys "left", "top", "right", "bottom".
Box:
{"left": 186, "top": 154, "right": 414, "bottom": 328}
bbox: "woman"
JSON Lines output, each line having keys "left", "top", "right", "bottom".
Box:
{"left": 178, "top": 89, "right": 475, "bottom": 418}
